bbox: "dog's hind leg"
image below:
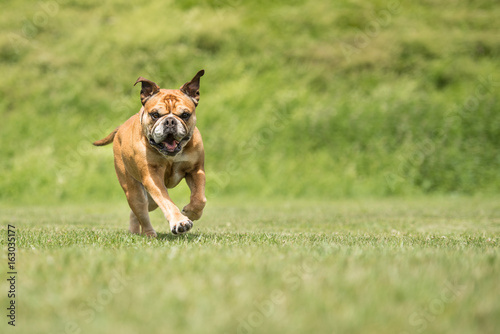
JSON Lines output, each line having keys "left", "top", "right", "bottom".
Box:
{"left": 113, "top": 141, "right": 157, "bottom": 237}
{"left": 119, "top": 174, "right": 157, "bottom": 237}
{"left": 128, "top": 211, "right": 141, "bottom": 234}
{"left": 126, "top": 184, "right": 157, "bottom": 237}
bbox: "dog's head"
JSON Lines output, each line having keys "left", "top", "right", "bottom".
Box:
{"left": 134, "top": 70, "right": 204, "bottom": 156}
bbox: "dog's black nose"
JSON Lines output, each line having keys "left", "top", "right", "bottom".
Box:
{"left": 164, "top": 117, "right": 176, "bottom": 128}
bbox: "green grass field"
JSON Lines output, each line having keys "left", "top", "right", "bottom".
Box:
{"left": 1, "top": 1, "right": 500, "bottom": 333}
{"left": 1, "top": 198, "right": 499, "bottom": 334}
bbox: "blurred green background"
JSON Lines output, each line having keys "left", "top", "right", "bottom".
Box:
{"left": 1, "top": 0, "right": 499, "bottom": 204}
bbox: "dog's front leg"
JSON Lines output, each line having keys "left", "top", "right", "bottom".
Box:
{"left": 182, "top": 168, "right": 207, "bottom": 221}
{"left": 142, "top": 171, "right": 193, "bottom": 235}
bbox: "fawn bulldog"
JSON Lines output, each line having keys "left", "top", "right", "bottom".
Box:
{"left": 93, "top": 70, "right": 207, "bottom": 237}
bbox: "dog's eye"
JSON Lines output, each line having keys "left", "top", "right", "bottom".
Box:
{"left": 180, "top": 112, "right": 191, "bottom": 121}
{"left": 150, "top": 112, "right": 160, "bottom": 120}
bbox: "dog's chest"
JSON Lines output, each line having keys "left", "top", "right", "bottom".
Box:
{"left": 162, "top": 149, "right": 198, "bottom": 188}
{"left": 163, "top": 161, "right": 190, "bottom": 189}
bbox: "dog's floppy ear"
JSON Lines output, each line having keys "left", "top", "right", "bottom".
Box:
{"left": 180, "top": 69, "right": 205, "bottom": 106}
{"left": 134, "top": 77, "right": 160, "bottom": 105}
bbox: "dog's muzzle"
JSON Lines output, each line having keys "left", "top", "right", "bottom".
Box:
{"left": 150, "top": 116, "right": 187, "bottom": 156}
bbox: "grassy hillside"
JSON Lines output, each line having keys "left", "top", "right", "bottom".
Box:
{"left": 1, "top": 0, "right": 499, "bottom": 203}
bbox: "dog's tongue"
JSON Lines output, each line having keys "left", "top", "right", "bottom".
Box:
{"left": 164, "top": 140, "right": 179, "bottom": 152}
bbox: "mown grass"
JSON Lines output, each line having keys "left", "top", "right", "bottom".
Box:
{"left": 0, "top": 198, "right": 498, "bottom": 334}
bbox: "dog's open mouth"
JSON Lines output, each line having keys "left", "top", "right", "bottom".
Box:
{"left": 163, "top": 134, "right": 179, "bottom": 152}
{"left": 149, "top": 134, "right": 181, "bottom": 155}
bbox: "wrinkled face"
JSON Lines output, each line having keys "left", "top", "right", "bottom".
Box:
{"left": 141, "top": 90, "right": 197, "bottom": 156}
{"left": 134, "top": 70, "right": 204, "bottom": 156}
